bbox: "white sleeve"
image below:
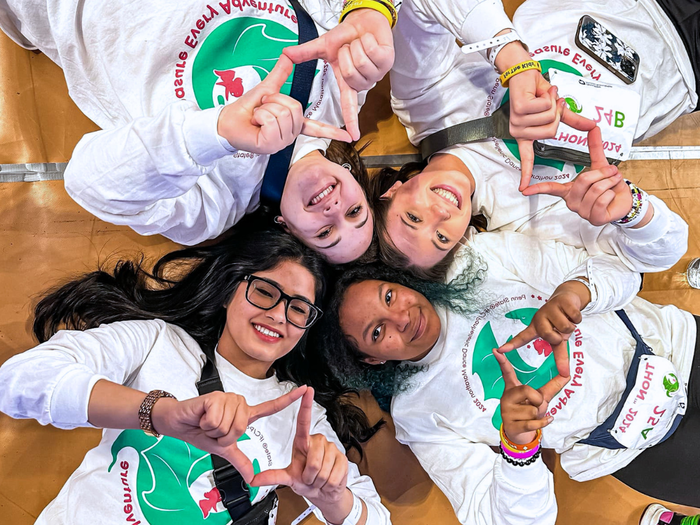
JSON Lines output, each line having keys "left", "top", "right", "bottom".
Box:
{"left": 0, "top": 320, "right": 166, "bottom": 430}
{"left": 307, "top": 407, "right": 392, "bottom": 524}
{"left": 514, "top": 196, "right": 689, "bottom": 273}
{"left": 63, "top": 101, "right": 248, "bottom": 245}
{"left": 474, "top": 231, "right": 641, "bottom": 314}
{"left": 405, "top": 435, "right": 556, "bottom": 525}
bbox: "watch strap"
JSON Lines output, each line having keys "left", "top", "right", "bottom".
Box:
{"left": 138, "top": 389, "right": 176, "bottom": 437}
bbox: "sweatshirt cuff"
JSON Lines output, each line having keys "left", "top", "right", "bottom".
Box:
{"left": 291, "top": 135, "right": 331, "bottom": 165}
{"left": 495, "top": 453, "right": 551, "bottom": 489}
{"left": 50, "top": 367, "right": 109, "bottom": 428}
{"left": 182, "top": 105, "right": 236, "bottom": 166}
{"left": 459, "top": 0, "right": 514, "bottom": 45}
{"left": 617, "top": 195, "right": 669, "bottom": 243}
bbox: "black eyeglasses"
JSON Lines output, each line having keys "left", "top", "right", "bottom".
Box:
{"left": 241, "top": 275, "right": 323, "bottom": 329}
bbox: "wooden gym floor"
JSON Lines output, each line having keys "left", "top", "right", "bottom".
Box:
{"left": 1, "top": 1, "right": 699, "bottom": 523}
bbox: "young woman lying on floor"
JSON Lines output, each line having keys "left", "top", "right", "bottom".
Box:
{"left": 368, "top": 0, "right": 696, "bottom": 276}
{"left": 0, "top": 219, "right": 390, "bottom": 525}
{"left": 319, "top": 223, "right": 699, "bottom": 522}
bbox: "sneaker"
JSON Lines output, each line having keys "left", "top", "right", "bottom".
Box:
{"left": 640, "top": 503, "right": 699, "bottom": 525}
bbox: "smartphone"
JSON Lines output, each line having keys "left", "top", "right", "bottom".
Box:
{"left": 575, "top": 15, "right": 639, "bottom": 84}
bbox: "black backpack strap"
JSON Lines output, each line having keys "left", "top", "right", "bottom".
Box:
{"left": 259, "top": 0, "right": 320, "bottom": 207}
{"left": 196, "top": 347, "right": 254, "bottom": 522}
{"left": 419, "top": 102, "right": 513, "bottom": 160}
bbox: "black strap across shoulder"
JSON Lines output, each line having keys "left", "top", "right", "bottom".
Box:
{"left": 196, "top": 345, "right": 278, "bottom": 524}
{"left": 259, "top": 0, "right": 319, "bottom": 207}
{"left": 196, "top": 347, "right": 257, "bottom": 522}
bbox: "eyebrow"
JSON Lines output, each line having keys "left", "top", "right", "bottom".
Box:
{"left": 401, "top": 217, "right": 418, "bottom": 230}
{"left": 361, "top": 284, "right": 383, "bottom": 342}
{"left": 355, "top": 212, "right": 369, "bottom": 229}
{"left": 320, "top": 237, "right": 342, "bottom": 249}
{"left": 254, "top": 276, "right": 312, "bottom": 302}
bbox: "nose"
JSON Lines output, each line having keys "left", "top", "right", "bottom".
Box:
{"left": 265, "top": 300, "right": 287, "bottom": 324}
{"left": 388, "top": 308, "right": 411, "bottom": 333}
{"left": 431, "top": 203, "right": 451, "bottom": 221}
{"left": 323, "top": 195, "right": 342, "bottom": 215}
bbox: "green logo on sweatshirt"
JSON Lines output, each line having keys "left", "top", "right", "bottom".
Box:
{"left": 108, "top": 429, "right": 261, "bottom": 524}
{"left": 191, "top": 18, "right": 297, "bottom": 110}
{"left": 471, "top": 308, "right": 568, "bottom": 430}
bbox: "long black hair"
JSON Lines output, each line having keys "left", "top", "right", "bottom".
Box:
{"left": 317, "top": 258, "right": 487, "bottom": 410}
{"left": 33, "top": 213, "right": 380, "bottom": 453}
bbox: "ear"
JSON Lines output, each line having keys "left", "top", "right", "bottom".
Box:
{"left": 380, "top": 181, "right": 402, "bottom": 201}
{"left": 362, "top": 356, "right": 387, "bottom": 366}
{"left": 274, "top": 215, "right": 290, "bottom": 232}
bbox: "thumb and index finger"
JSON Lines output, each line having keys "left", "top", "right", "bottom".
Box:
{"left": 248, "top": 387, "right": 315, "bottom": 488}
{"left": 238, "top": 53, "right": 295, "bottom": 109}
{"left": 284, "top": 38, "right": 361, "bottom": 140}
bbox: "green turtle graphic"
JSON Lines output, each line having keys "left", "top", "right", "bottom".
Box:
{"left": 108, "top": 429, "right": 261, "bottom": 524}
{"left": 663, "top": 373, "right": 680, "bottom": 398}
{"left": 191, "top": 18, "right": 298, "bottom": 110}
{"left": 471, "top": 308, "right": 568, "bottom": 429}
{"left": 564, "top": 96, "right": 583, "bottom": 114}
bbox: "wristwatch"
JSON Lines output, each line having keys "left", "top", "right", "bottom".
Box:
{"left": 138, "top": 389, "right": 176, "bottom": 437}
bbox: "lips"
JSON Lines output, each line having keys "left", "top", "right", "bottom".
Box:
{"left": 308, "top": 183, "right": 337, "bottom": 207}
{"left": 253, "top": 323, "right": 283, "bottom": 343}
{"left": 431, "top": 185, "right": 461, "bottom": 209}
{"left": 411, "top": 309, "right": 426, "bottom": 343}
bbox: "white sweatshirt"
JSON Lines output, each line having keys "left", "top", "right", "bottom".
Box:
{"left": 390, "top": 230, "right": 696, "bottom": 524}
{"left": 390, "top": 0, "right": 692, "bottom": 270}
{"left": 0, "top": 320, "right": 392, "bottom": 525}
{"left": 0, "top": 0, "right": 361, "bottom": 245}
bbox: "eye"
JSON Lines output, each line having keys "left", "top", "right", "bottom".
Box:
{"left": 347, "top": 205, "right": 362, "bottom": 218}
{"left": 407, "top": 212, "right": 421, "bottom": 223}
{"left": 436, "top": 231, "right": 450, "bottom": 244}
{"left": 317, "top": 227, "right": 332, "bottom": 239}
{"left": 372, "top": 324, "right": 383, "bottom": 342}
{"left": 255, "top": 288, "right": 274, "bottom": 298}
{"left": 384, "top": 289, "right": 392, "bottom": 306}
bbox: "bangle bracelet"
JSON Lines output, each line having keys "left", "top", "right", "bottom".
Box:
{"left": 500, "top": 424, "right": 542, "bottom": 452}
{"left": 340, "top": 0, "right": 397, "bottom": 28}
{"left": 500, "top": 446, "right": 542, "bottom": 467}
{"left": 499, "top": 60, "right": 541, "bottom": 87}
{"left": 613, "top": 180, "right": 649, "bottom": 228}
{"left": 500, "top": 442, "right": 540, "bottom": 460}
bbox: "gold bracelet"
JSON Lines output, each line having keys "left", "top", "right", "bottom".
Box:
{"left": 499, "top": 60, "right": 541, "bottom": 87}
{"left": 340, "top": 0, "right": 397, "bottom": 28}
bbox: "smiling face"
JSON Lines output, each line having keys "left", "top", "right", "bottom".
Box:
{"left": 218, "top": 260, "right": 317, "bottom": 378}
{"left": 383, "top": 167, "right": 472, "bottom": 269}
{"left": 280, "top": 151, "right": 373, "bottom": 264}
{"left": 338, "top": 279, "right": 441, "bottom": 363}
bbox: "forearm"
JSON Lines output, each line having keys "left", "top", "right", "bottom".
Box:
{"left": 493, "top": 29, "right": 531, "bottom": 73}
{"left": 64, "top": 102, "right": 227, "bottom": 217}
{"left": 314, "top": 489, "right": 367, "bottom": 525}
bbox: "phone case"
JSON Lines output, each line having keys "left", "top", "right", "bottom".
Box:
{"left": 575, "top": 15, "right": 639, "bottom": 84}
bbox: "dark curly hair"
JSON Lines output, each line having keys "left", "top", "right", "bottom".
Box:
{"left": 316, "top": 255, "right": 487, "bottom": 410}
{"left": 33, "top": 212, "right": 379, "bottom": 454}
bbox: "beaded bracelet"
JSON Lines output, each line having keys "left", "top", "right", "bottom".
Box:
{"left": 340, "top": 0, "right": 397, "bottom": 28}
{"left": 500, "top": 446, "right": 542, "bottom": 467}
{"left": 613, "top": 179, "right": 649, "bottom": 228}
{"left": 499, "top": 60, "right": 541, "bottom": 87}
{"left": 501, "top": 442, "right": 540, "bottom": 460}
